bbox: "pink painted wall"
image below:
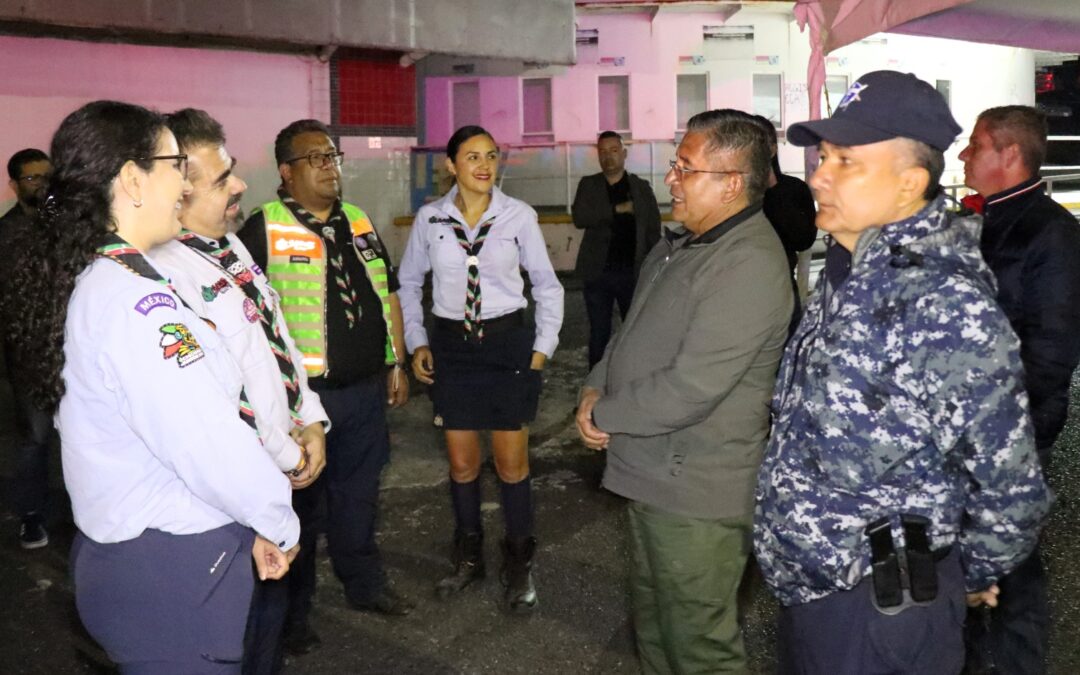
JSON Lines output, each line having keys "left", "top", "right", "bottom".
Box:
{"left": 422, "top": 9, "right": 799, "bottom": 147}
{"left": 0, "top": 34, "right": 325, "bottom": 210}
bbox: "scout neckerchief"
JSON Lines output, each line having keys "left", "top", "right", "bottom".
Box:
{"left": 177, "top": 230, "right": 306, "bottom": 431}
{"left": 278, "top": 187, "right": 359, "bottom": 328}
{"left": 96, "top": 232, "right": 259, "bottom": 434}
{"left": 450, "top": 216, "right": 496, "bottom": 340}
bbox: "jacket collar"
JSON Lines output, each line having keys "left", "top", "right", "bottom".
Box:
{"left": 665, "top": 202, "right": 763, "bottom": 249}
{"left": 982, "top": 176, "right": 1043, "bottom": 226}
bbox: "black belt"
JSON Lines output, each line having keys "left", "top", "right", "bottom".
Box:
{"left": 435, "top": 309, "right": 524, "bottom": 339}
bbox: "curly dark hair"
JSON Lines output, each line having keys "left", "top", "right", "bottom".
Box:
{"left": 7, "top": 100, "right": 164, "bottom": 412}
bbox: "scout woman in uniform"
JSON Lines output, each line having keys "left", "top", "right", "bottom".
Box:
{"left": 398, "top": 125, "right": 564, "bottom": 612}
{"left": 10, "top": 100, "right": 299, "bottom": 674}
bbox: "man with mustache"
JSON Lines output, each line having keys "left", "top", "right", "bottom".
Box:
{"left": 240, "top": 118, "right": 412, "bottom": 657}
{"left": 147, "top": 108, "right": 328, "bottom": 674}
{"left": 0, "top": 148, "right": 54, "bottom": 550}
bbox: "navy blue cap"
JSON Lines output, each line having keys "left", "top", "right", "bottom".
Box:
{"left": 787, "top": 70, "right": 962, "bottom": 152}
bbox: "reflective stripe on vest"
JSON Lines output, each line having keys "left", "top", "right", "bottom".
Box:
{"left": 261, "top": 200, "right": 395, "bottom": 377}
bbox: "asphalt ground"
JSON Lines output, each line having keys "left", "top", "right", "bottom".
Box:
{"left": 1, "top": 277, "right": 1079, "bottom": 674}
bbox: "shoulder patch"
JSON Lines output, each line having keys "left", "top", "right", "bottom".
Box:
{"left": 134, "top": 292, "right": 176, "bottom": 315}
{"left": 159, "top": 323, "right": 205, "bottom": 368}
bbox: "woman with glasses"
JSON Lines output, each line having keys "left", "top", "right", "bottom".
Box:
{"left": 9, "top": 100, "right": 299, "bottom": 674}
{"left": 398, "top": 125, "right": 564, "bottom": 613}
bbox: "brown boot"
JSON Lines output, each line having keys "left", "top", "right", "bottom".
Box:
{"left": 435, "top": 531, "right": 485, "bottom": 598}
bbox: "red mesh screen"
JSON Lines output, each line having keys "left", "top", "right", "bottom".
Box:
{"left": 335, "top": 51, "right": 415, "bottom": 130}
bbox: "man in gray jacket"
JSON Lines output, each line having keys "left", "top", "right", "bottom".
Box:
{"left": 576, "top": 110, "right": 792, "bottom": 673}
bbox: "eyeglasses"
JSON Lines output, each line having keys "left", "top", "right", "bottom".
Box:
{"left": 17, "top": 173, "right": 50, "bottom": 185}
{"left": 284, "top": 151, "right": 345, "bottom": 170}
{"left": 667, "top": 159, "right": 747, "bottom": 178}
{"left": 141, "top": 154, "right": 189, "bottom": 179}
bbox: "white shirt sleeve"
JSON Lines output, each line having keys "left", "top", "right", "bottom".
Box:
{"left": 97, "top": 290, "right": 300, "bottom": 549}
{"left": 398, "top": 211, "right": 433, "bottom": 352}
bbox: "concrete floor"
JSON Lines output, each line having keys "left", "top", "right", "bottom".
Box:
{"left": 1, "top": 278, "right": 1079, "bottom": 674}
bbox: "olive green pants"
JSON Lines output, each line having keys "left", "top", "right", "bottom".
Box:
{"left": 627, "top": 501, "right": 751, "bottom": 675}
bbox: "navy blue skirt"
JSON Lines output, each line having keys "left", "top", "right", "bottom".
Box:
{"left": 429, "top": 311, "right": 542, "bottom": 431}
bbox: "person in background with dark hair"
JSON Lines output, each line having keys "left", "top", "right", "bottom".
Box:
{"left": 240, "top": 118, "right": 412, "bottom": 657}
{"left": 959, "top": 105, "right": 1080, "bottom": 675}
{"left": 749, "top": 114, "right": 817, "bottom": 330}
{"left": 577, "top": 110, "right": 791, "bottom": 672}
{"left": 755, "top": 72, "right": 1049, "bottom": 674}
{"left": 0, "top": 147, "right": 53, "bottom": 549}
{"left": 572, "top": 131, "right": 661, "bottom": 369}
{"left": 10, "top": 99, "right": 298, "bottom": 673}
{"left": 398, "top": 125, "right": 563, "bottom": 613}
{"left": 148, "top": 108, "right": 329, "bottom": 675}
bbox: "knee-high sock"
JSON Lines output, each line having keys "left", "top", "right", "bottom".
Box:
{"left": 450, "top": 476, "right": 482, "bottom": 536}
{"left": 499, "top": 475, "right": 534, "bottom": 540}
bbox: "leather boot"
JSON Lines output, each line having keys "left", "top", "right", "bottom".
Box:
{"left": 501, "top": 536, "right": 538, "bottom": 613}
{"left": 435, "top": 531, "right": 485, "bottom": 598}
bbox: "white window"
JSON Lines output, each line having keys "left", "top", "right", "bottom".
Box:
{"left": 936, "top": 80, "right": 952, "bottom": 109}
{"left": 452, "top": 81, "right": 480, "bottom": 130}
{"left": 577, "top": 27, "right": 599, "bottom": 65}
{"left": 522, "top": 77, "right": 553, "bottom": 141}
{"left": 753, "top": 73, "right": 783, "bottom": 129}
{"left": 599, "top": 75, "right": 630, "bottom": 134}
{"left": 677, "top": 73, "right": 708, "bottom": 131}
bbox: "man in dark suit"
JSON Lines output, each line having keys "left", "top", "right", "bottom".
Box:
{"left": 572, "top": 131, "right": 662, "bottom": 368}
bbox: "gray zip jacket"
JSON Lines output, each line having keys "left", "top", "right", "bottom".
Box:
{"left": 586, "top": 205, "right": 792, "bottom": 520}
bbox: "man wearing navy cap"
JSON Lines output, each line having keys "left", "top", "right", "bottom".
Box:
{"left": 754, "top": 71, "right": 1050, "bottom": 673}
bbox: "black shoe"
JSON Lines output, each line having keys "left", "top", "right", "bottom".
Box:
{"left": 349, "top": 585, "right": 415, "bottom": 616}
{"left": 502, "top": 536, "right": 538, "bottom": 614}
{"left": 19, "top": 514, "right": 48, "bottom": 550}
{"left": 436, "top": 532, "right": 486, "bottom": 599}
{"left": 282, "top": 623, "right": 321, "bottom": 656}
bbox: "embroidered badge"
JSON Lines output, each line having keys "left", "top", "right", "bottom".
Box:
{"left": 159, "top": 323, "right": 205, "bottom": 368}
{"left": 201, "top": 278, "right": 231, "bottom": 302}
{"left": 242, "top": 297, "right": 259, "bottom": 323}
{"left": 838, "top": 81, "right": 869, "bottom": 110}
{"left": 228, "top": 260, "right": 254, "bottom": 285}
{"left": 354, "top": 235, "right": 369, "bottom": 250}
{"left": 251, "top": 263, "right": 264, "bottom": 277}
{"left": 134, "top": 292, "right": 176, "bottom": 315}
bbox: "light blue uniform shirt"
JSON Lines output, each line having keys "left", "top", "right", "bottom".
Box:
{"left": 57, "top": 258, "right": 300, "bottom": 549}
{"left": 398, "top": 185, "right": 564, "bottom": 357}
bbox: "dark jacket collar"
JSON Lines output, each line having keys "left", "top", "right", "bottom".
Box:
{"left": 984, "top": 177, "right": 1043, "bottom": 221}
{"left": 665, "top": 202, "right": 763, "bottom": 249}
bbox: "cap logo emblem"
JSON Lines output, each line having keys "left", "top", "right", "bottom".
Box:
{"left": 838, "top": 82, "right": 869, "bottom": 110}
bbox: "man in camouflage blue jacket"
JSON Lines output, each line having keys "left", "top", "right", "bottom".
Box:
{"left": 753, "top": 71, "right": 1051, "bottom": 674}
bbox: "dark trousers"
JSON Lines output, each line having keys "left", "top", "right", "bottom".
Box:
{"left": 778, "top": 548, "right": 966, "bottom": 675}
{"left": 584, "top": 268, "right": 636, "bottom": 369}
{"left": 72, "top": 523, "right": 255, "bottom": 674}
{"left": 242, "top": 576, "right": 287, "bottom": 675}
{"left": 964, "top": 547, "right": 1049, "bottom": 674}
{"left": 286, "top": 374, "right": 390, "bottom": 630}
{"left": 12, "top": 378, "right": 51, "bottom": 518}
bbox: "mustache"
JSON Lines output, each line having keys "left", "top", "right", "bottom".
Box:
{"left": 226, "top": 194, "right": 243, "bottom": 209}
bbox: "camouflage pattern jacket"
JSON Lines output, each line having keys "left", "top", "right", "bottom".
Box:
{"left": 753, "top": 195, "right": 1050, "bottom": 607}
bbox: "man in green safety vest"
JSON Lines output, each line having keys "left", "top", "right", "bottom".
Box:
{"left": 240, "top": 119, "right": 411, "bottom": 657}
